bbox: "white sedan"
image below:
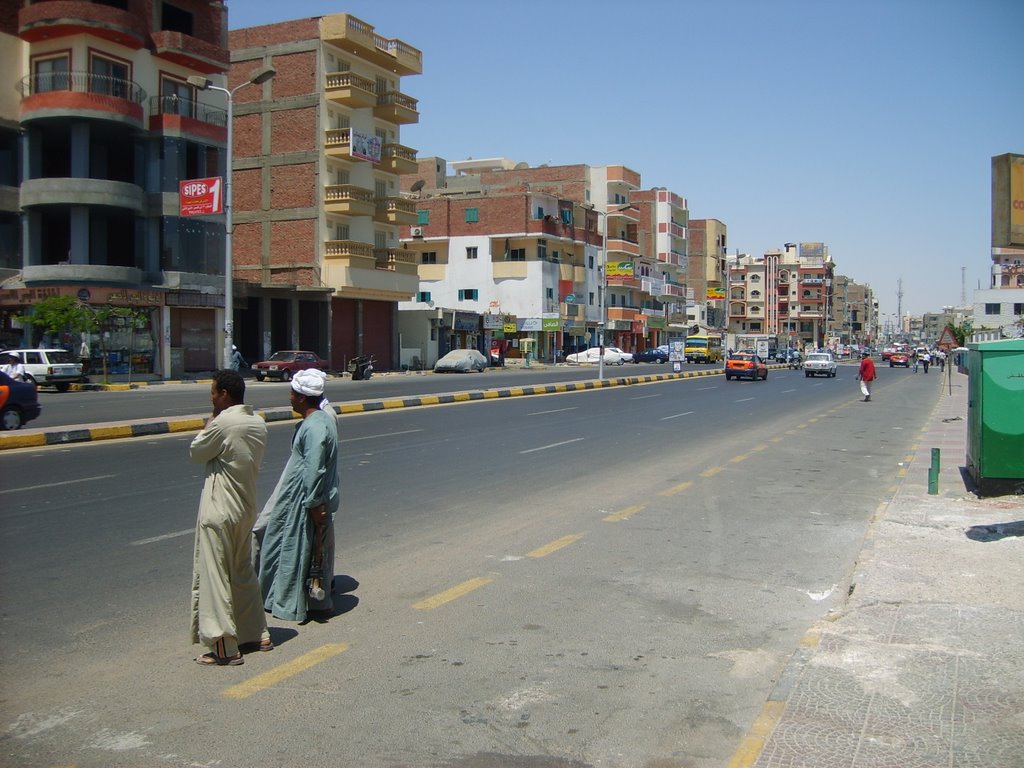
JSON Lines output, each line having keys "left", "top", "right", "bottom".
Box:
{"left": 565, "top": 347, "right": 625, "bottom": 365}
{"left": 606, "top": 346, "right": 634, "bottom": 363}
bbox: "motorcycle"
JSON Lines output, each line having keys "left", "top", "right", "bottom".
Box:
{"left": 348, "top": 355, "right": 375, "bottom": 380}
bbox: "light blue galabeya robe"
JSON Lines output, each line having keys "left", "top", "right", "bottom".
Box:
{"left": 256, "top": 409, "right": 339, "bottom": 622}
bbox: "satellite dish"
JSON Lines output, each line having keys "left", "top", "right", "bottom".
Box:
{"left": 410, "top": 179, "right": 426, "bottom": 192}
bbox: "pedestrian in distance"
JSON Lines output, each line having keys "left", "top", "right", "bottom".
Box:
{"left": 921, "top": 349, "right": 931, "bottom": 373}
{"left": 229, "top": 345, "right": 247, "bottom": 372}
{"left": 857, "top": 351, "right": 877, "bottom": 402}
{"left": 253, "top": 368, "right": 340, "bottom": 623}
{"left": 911, "top": 350, "right": 919, "bottom": 373}
{"left": 1, "top": 352, "right": 25, "bottom": 382}
{"left": 189, "top": 369, "right": 272, "bottom": 666}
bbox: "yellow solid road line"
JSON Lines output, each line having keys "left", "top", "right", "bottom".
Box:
{"left": 412, "top": 576, "right": 493, "bottom": 610}
{"left": 701, "top": 466, "right": 723, "bottom": 478}
{"left": 603, "top": 505, "right": 644, "bottom": 523}
{"left": 527, "top": 533, "right": 583, "bottom": 558}
{"left": 222, "top": 643, "right": 350, "bottom": 700}
{"left": 725, "top": 700, "right": 786, "bottom": 768}
{"left": 658, "top": 480, "right": 693, "bottom": 497}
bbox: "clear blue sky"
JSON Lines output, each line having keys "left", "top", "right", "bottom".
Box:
{"left": 229, "top": 0, "right": 1023, "bottom": 319}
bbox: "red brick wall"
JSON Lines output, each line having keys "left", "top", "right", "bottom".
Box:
{"left": 268, "top": 50, "right": 317, "bottom": 99}
{"left": 233, "top": 167, "right": 262, "bottom": 213}
{"left": 228, "top": 17, "right": 319, "bottom": 49}
{"left": 271, "top": 163, "right": 316, "bottom": 210}
{"left": 233, "top": 113, "right": 262, "bottom": 158}
{"left": 270, "top": 219, "right": 317, "bottom": 283}
{"left": 232, "top": 222, "right": 262, "bottom": 282}
{"left": 271, "top": 107, "right": 316, "bottom": 154}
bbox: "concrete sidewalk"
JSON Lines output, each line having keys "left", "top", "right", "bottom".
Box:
{"left": 735, "top": 369, "right": 1024, "bottom": 767}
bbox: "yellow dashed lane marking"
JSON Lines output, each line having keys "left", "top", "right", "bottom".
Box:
{"left": 603, "top": 505, "right": 644, "bottom": 523}
{"left": 751, "top": 444, "right": 768, "bottom": 452}
{"left": 412, "top": 576, "right": 493, "bottom": 610}
{"left": 729, "top": 454, "right": 749, "bottom": 464}
{"left": 769, "top": 436, "right": 783, "bottom": 443}
{"left": 527, "top": 533, "right": 583, "bottom": 558}
{"left": 222, "top": 643, "right": 350, "bottom": 700}
{"left": 896, "top": 467, "right": 908, "bottom": 478}
{"left": 658, "top": 480, "right": 694, "bottom": 497}
{"left": 701, "top": 466, "right": 723, "bottom": 478}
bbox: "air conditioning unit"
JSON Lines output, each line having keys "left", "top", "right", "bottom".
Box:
{"left": 411, "top": 227, "right": 424, "bottom": 238}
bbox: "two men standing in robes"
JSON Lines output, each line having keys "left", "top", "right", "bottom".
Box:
{"left": 189, "top": 370, "right": 272, "bottom": 666}
{"left": 253, "top": 368, "right": 340, "bottom": 623}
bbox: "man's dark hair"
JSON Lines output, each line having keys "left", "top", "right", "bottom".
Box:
{"left": 298, "top": 393, "right": 322, "bottom": 410}
{"left": 213, "top": 369, "right": 245, "bottom": 403}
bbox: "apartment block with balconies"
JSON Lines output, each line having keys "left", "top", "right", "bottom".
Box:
{"left": 1, "top": 1, "right": 232, "bottom": 375}
{"left": 225, "top": 13, "right": 421, "bottom": 371}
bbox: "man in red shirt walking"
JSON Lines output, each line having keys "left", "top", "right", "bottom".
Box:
{"left": 857, "top": 351, "right": 877, "bottom": 402}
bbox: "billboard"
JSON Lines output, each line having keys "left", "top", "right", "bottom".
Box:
{"left": 351, "top": 129, "right": 382, "bottom": 163}
{"left": 606, "top": 261, "right": 635, "bottom": 278}
{"left": 179, "top": 177, "right": 223, "bottom": 216}
{"left": 706, "top": 288, "right": 726, "bottom": 300}
{"left": 1012, "top": 162, "right": 1024, "bottom": 228}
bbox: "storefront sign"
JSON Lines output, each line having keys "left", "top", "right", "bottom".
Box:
{"left": 542, "top": 314, "right": 560, "bottom": 331}
{"left": 519, "top": 318, "right": 544, "bottom": 332}
{"left": 607, "top": 261, "right": 635, "bottom": 278}
{"left": 453, "top": 311, "right": 479, "bottom": 331}
{"left": 179, "top": 177, "right": 223, "bottom": 216}
{"left": 483, "top": 314, "right": 503, "bottom": 330}
{"left": 0, "top": 285, "right": 164, "bottom": 307}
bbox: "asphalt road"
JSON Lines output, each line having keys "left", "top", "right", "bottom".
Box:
{"left": 31, "top": 362, "right": 713, "bottom": 430}
{"left": 0, "top": 364, "right": 948, "bottom": 768}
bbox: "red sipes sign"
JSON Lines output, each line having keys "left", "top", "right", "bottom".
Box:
{"left": 179, "top": 177, "right": 223, "bottom": 216}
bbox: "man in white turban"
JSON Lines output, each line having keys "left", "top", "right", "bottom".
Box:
{"left": 253, "top": 368, "right": 340, "bottom": 622}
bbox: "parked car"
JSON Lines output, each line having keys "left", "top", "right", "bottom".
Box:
{"left": 566, "top": 347, "right": 625, "bottom": 365}
{"left": 434, "top": 349, "right": 488, "bottom": 373}
{"left": 724, "top": 350, "right": 768, "bottom": 381}
{"left": 252, "top": 350, "right": 329, "bottom": 382}
{"left": 803, "top": 352, "right": 838, "bottom": 378}
{"left": 0, "top": 348, "right": 83, "bottom": 392}
{"left": 606, "top": 346, "right": 634, "bottom": 363}
{"left": 889, "top": 352, "right": 910, "bottom": 368}
{"left": 633, "top": 347, "right": 669, "bottom": 364}
{"left": 0, "top": 370, "right": 41, "bottom": 430}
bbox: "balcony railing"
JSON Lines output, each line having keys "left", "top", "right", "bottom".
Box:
{"left": 373, "top": 248, "right": 417, "bottom": 269}
{"left": 380, "top": 143, "right": 418, "bottom": 174}
{"left": 149, "top": 95, "right": 226, "bottom": 126}
{"left": 374, "top": 90, "right": 419, "bottom": 124}
{"left": 325, "top": 239, "right": 374, "bottom": 259}
{"left": 324, "top": 71, "right": 377, "bottom": 109}
{"left": 19, "top": 72, "right": 146, "bottom": 103}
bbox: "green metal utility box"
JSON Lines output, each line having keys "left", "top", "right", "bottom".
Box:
{"left": 966, "top": 339, "right": 1024, "bottom": 496}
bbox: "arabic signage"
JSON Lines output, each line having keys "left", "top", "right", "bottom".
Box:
{"left": 179, "top": 177, "right": 223, "bottom": 216}
{"left": 542, "top": 314, "right": 560, "bottom": 331}
{"left": 707, "top": 288, "right": 726, "bottom": 300}
{"left": 0, "top": 285, "right": 164, "bottom": 307}
{"left": 606, "top": 261, "right": 635, "bottom": 278}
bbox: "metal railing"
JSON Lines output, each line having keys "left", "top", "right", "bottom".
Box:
{"left": 149, "top": 95, "right": 226, "bottom": 126}
{"left": 20, "top": 72, "right": 146, "bottom": 103}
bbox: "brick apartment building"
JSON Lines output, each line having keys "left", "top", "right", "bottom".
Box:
{"left": 225, "top": 13, "right": 421, "bottom": 371}
{"left": 396, "top": 158, "right": 692, "bottom": 366}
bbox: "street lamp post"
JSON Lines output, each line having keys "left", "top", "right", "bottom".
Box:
{"left": 591, "top": 203, "right": 634, "bottom": 380}
{"left": 188, "top": 65, "right": 276, "bottom": 370}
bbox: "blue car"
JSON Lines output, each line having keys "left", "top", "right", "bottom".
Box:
{"left": 633, "top": 347, "right": 670, "bottom": 364}
{"left": 1, "top": 370, "right": 41, "bottom": 430}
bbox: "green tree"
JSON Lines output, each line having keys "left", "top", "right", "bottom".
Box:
{"left": 947, "top": 323, "right": 969, "bottom": 347}
{"left": 15, "top": 296, "right": 95, "bottom": 342}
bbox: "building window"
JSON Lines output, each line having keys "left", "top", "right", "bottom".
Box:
{"left": 417, "top": 291, "right": 431, "bottom": 303}
{"left": 466, "top": 246, "right": 478, "bottom": 259}
{"left": 546, "top": 288, "right": 554, "bottom": 300}
{"left": 537, "top": 239, "right": 547, "bottom": 260}
{"left": 421, "top": 252, "right": 437, "bottom": 264}
{"left": 589, "top": 254, "right": 595, "bottom": 269}
{"left": 465, "top": 207, "right": 479, "bottom": 223}
{"left": 535, "top": 206, "right": 545, "bottom": 219}
{"left": 417, "top": 210, "right": 429, "bottom": 225}
{"left": 589, "top": 292, "right": 595, "bottom": 306}
{"left": 509, "top": 248, "right": 526, "bottom": 261}
{"left": 1014, "top": 303, "right": 1024, "bottom": 315}
{"left": 160, "top": 77, "right": 194, "bottom": 117}
{"left": 985, "top": 303, "right": 1000, "bottom": 315}
{"left": 160, "top": 2, "right": 194, "bottom": 35}
{"left": 90, "top": 53, "right": 129, "bottom": 98}
{"left": 458, "top": 289, "right": 478, "bottom": 301}
{"left": 561, "top": 209, "right": 573, "bottom": 225}
{"left": 33, "top": 54, "right": 69, "bottom": 93}
{"left": 551, "top": 250, "right": 560, "bottom": 263}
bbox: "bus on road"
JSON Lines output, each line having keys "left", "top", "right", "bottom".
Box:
{"left": 684, "top": 333, "right": 724, "bottom": 364}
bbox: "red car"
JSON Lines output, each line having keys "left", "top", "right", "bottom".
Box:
{"left": 889, "top": 352, "right": 910, "bottom": 368}
{"left": 253, "top": 350, "right": 328, "bottom": 382}
{"left": 724, "top": 350, "right": 768, "bottom": 381}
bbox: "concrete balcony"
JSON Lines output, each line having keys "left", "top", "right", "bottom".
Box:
{"left": 19, "top": 72, "right": 146, "bottom": 126}
{"left": 22, "top": 264, "right": 142, "bottom": 285}
{"left": 418, "top": 264, "right": 447, "bottom": 281}
{"left": 320, "top": 14, "right": 423, "bottom": 76}
{"left": 374, "top": 196, "right": 417, "bottom": 225}
{"left": 325, "top": 72, "right": 377, "bottom": 109}
{"left": 607, "top": 238, "right": 640, "bottom": 257}
{"left": 380, "top": 143, "right": 418, "bottom": 175}
{"left": 374, "top": 91, "right": 419, "bottom": 125}
{"left": 323, "top": 240, "right": 418, "bottom": 301}
{"left": 493, "top": 262, "right": 528, "bottom": 279}
{"left": 19, "top": 1, "right": 147, "bottom": 48}
{"left": 150, "top": 30, "right": 228, "bottom": 74}
{"left": 324, "top": 129, "right": 363, "bottom": 162}
{"left": 324, "top": 184, "right": 375, "bottom": 216}
{"left": 148, "top": 95, "right": 226, "bottom": 143}
{"left": 607, "top": 306, "right": 640, "bottom": 322}
{"left": 21, "top": 177, "right": 143, "bottom": 211}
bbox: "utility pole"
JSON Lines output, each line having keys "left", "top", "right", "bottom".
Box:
{"left": 896, "top": 278, "right": 904, "bottom": 337}
{"left": 961, "top": 266, "right": 966, "bottom": 305}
